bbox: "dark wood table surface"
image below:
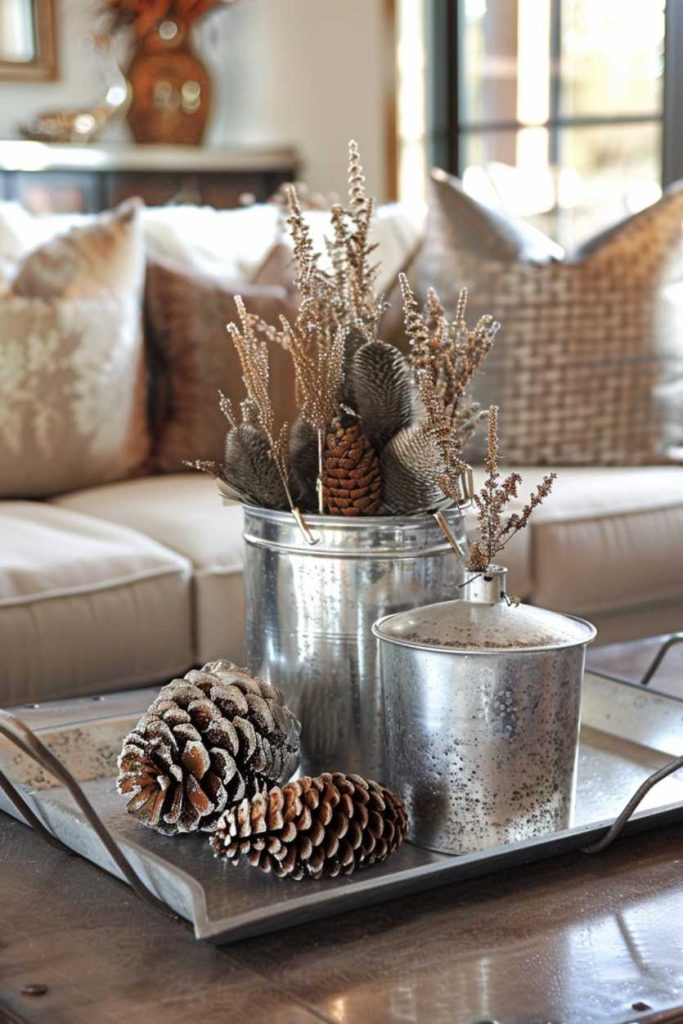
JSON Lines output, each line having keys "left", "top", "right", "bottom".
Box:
{"left": 2, "top": 636, "right": 683, "bottom": 1024}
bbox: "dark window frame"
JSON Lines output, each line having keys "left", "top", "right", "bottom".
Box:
{"left": 428, "top": 0, "right": 678, "bottom": 194}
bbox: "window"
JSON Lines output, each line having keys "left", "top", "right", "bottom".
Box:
{"left": 422, "top": 0, "right": 669, "bottom": 247}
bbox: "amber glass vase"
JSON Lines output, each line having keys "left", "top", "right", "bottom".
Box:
{"left": 125, "top": 19, "right": 212, "bottom": 145}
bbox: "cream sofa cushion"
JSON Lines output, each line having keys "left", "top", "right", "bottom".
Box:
{"left": 529, "top": 466, "right": 683, "bottom": 615}
{"left": 54, "top": 475, "right": 245, "bottom": 665}
{"left": 0, "top": 503, "right": 193, "bottom": 706}
{"left": 55, "top": 474, "right": 533, "bottom": 660}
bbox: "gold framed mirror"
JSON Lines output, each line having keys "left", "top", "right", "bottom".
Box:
{"left": 0, "top": 0, "right": 57, "bottom": 82}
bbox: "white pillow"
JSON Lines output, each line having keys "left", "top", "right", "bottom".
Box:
{"left": 0, "top": 200, "right": 425, "bottom": 295}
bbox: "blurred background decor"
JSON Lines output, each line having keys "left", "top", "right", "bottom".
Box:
{"left": 0, "top": 0, "right": 57, "bottom": 82}
{"left": 98, "top": 0, "right": 238, "bottom": 144}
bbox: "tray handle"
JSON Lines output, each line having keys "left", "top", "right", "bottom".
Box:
{"left": 583, "top": 752, "right": 683, "bottom": 854}
{"left": 637, "top": 632, "right": 683, "bottom": 686}
{"left": 0, "top": 710, "right": 177, "bottom": 920}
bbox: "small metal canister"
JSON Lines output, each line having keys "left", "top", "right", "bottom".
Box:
{"left": 373, "top": 566, "right": 597, "bottom": 855}
{"left": 242, "top": 505, "right": 468, "bottom": 779}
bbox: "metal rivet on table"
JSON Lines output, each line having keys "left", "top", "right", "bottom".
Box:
{"left": 632, "top": 1003, "right": 652, "bottom": 1013}
{"left": 21, "top": 983, "right": 48, "bottom": 996}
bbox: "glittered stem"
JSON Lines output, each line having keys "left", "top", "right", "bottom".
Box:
{"left": 434, "top": 509, "right": 466, "bottom": 559}
{"left": 292, "top": 507, "right": 320, "bottom": 546}
{"left": 317, "top": 428, "right": 325, "bottom": 515}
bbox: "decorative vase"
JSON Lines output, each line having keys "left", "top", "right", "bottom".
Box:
{"left": 125, "top": 19, "right": 211, "bottom": 145}
{"left": 374, "top": 566, "right": 597, "bottom": 855}
{"left": 241, "top": 505, "right": 469, "bottom": 780}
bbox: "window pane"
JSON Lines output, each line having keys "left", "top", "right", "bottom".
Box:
{"left": 460, "top": 0, "right": 552, "bottom": 126}
{"left": 560, "top": 0, "right": 665, "bottom": 117}
{"left": 460, "top": 122, "right": 661, "bottom": 248}
{"left": 559, "top": 122, "right": 662, "bottom": 247}
{"left": 460, "top": 128, "right": 558, "bottom": 239}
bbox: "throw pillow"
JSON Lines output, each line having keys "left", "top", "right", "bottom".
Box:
{"left": 0, "top": 203, "right": 149, "bottom": 498}
{"left": 403, "top": 170, "right": 683, "bottom": 465}
{"left": 145, "top": 258, "right": 298, "bottom": 472}
{"left": 13, "top": 200, "right": 142, "bottom": 300}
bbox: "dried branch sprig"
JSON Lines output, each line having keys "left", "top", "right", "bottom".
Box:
{"left": 468, "top": 407, "right": 556, "bottom": 573}
{"left": 285, "top": 184, "right": 318, "bottom": 292}
{"left": 261, "top": 153, "right": 387, "bottom": 512}
{"left": 401, "top": 273, "right": 498, "bottom": 499}
{"left": 343, "top": 140, "right": 380, "bottom": 328}
{"left": 226, "top": 297, "right": 294, "bottom": 508}
{"left": 403, "top": 275, "right": 499, "bottom": 423}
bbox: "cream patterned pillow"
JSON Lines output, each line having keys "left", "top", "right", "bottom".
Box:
{"left": 408, "top": 171, "right": 683, "bottom": 465}
{"left": 0, "top": 204, "right": 149, "bottom": 497}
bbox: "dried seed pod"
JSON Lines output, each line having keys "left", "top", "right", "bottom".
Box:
{"left": 211, "top": 772, "right": 408, "bottom": 880}
{"left": 117, "top": 660, "right": 301, "bottom": 835}
{"left": 288, "top": 417, "right": 319, "bottom": 511}
{"left": 322, "top": 417, "right": 382, "bottom": 516}
{"left": 341, "top": 326, "right": 370, "bottom": 405}
{"left": 347, "top": 340, "right": 414, "bottom": 448}
{"left": 224, "top": 424, "right": 290, "bottom": 509}
{"left": 381, "top": 423, "right": 447, "bottom": 514}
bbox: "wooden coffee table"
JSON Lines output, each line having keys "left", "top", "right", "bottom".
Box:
{"left": 1, "top": 635, "right": 683, "bottom": 1024}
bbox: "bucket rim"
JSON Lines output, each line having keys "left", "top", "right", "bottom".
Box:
{"left": 240, "top": 501, "right": 471, "bottom": 528}
{"left": 372, "top": 607, "right": 597, "bottom": 655}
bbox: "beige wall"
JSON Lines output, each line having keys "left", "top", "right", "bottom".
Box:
{"left": 0, "top": 0, "right": 394, "bottom": 199}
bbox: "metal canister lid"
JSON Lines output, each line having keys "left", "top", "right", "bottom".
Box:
{"left": 373, "top": 566, "right": 597, "bottom": 654}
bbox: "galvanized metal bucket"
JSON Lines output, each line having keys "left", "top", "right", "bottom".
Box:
{"left": 242, "top": 506, "right": 468, "bottom": 779}
{"left": 373, "top": 566, "right": 597, "bottom": 855}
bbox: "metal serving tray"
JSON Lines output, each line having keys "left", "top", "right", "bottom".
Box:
{"left": 2, "top": 668, "right": 683, "bottom": 945}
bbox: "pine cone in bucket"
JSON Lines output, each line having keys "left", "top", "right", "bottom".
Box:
{"left": 210, "top": 772, "right": 408, "bottom": 879}
{"left": 322, "top": 418, "right": 382, "bottom": 516}
{"left": 117, "top": 661, "right": 301, "bottom": 835}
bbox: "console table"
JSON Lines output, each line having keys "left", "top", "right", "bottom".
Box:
{"left": 0, "top": 141, "right": 299, "bottom": 212}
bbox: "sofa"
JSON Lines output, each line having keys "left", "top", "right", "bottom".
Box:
{"left": 1, "top": 198, "right": 682, "bottom": 709}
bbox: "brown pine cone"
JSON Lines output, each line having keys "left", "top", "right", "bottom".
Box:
{"left": 117, "top": 660, "right": 301, "bottom": 835}
{"left": 322, "top": 418, "right": 382, "bottom": 516}
{"left": 210, "top": 772, "right": 408, "bottom": 880}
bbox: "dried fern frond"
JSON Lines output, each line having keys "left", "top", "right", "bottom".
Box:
{"left": 224, "top": 424, "right": 290, "bottom": 509}
{"left": 186, "top": 388, "right": 289, "bottom": 509}
{"left": 288, "top": 417, "right": 320, "bottom": 511}
{"left": 348, "top": 340, "right": 414, "bottom": 449}
{"left": 468, "top": 407, "right": 556, "bottom": 572}
{"left": 381, "top": 424, "right": 448, "bottom": 514}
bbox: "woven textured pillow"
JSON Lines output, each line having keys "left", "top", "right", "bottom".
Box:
{"left": 145, "top": 258, "right": 298, "bottom": 472}
{"left": 0, "top": 204, "right": 149, "bottom": 498}
{"left": 407, "top": 170, "right": 683, "bottom": 465}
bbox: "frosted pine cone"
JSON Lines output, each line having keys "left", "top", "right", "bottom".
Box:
{"left": 323, "top": 418, "right": 382, "bottom": 516}
{"left": 211, "top": 772, "right": 408, "bottom": 880}
{"left": 347, "top": 340, "right": 414, "bottom": 448}
{"left": 381, "top": 423, "right": 447, "bottom": 514}
{"left": 117, "top": 660, "right": 301, "bottom": 835}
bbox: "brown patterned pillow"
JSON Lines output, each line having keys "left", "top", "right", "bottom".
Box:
{"left": 0, "top": 204, "right": 149, "bottom": 498}
{"left": 407, "top": 170, "right": 683, "bottom": 465}
{"left": 145, "top": 259, "right": 298, "bottom": 472}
